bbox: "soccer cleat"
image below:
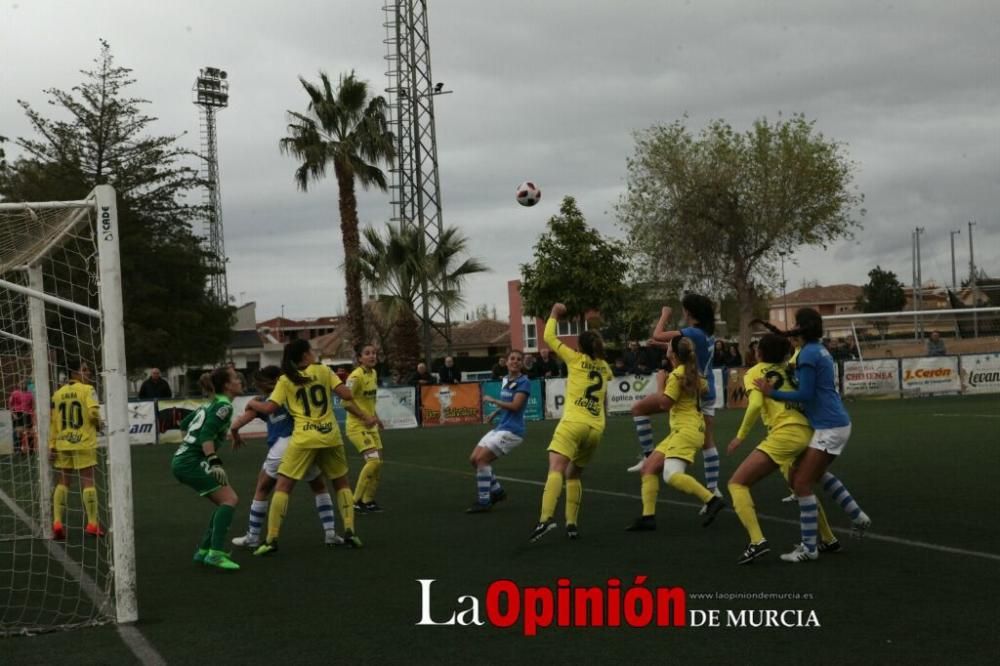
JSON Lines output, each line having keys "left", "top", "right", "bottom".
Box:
{"left": 353, "top": 502, "right": 368, "bottom": 514}
{"left": 52, "top": 522, "right": 66, "bottom": 541}
{"left": 343, "top": 529, "right": 363, "bottom": 549}
{"left": 737, "top": 540, "right": 771, "bottom": 565}
{"left": 85, "top": 523, "right": 106, "bottom": 537}
{"left": 363, "top": 501, "right": 384, "bottom": 513}
{"left": 625, "top": 515, "right": 656, "bottom": 532}
{"left": 701, "top": 496, "right": 727, "bottom": 527}
{"left": 465, "top": 502, "right": 492, "bottom": 514}
{"left": 231, "top": 533, "right": 260, "bottom": 549}
{"left": 490, "top": 489, "right": 507, "bottom": 504}
{"left": 204, "top": 550, "right": 240, "bottom": 571}
{"left": 699, "top": 488, "right": 725, "bottom": 515}
{"left": 780, "top": 543, "right": 819, "bottom": 563}
{"left": 193, "top": 548, "right": 210, "bottom": 564}
{"left": 781, "top": 493, "right": 797, "bottom": 503}
{"left": 851, "top": 513, "right": 872, "bottom": 539}
{"left": 528, "top": 519, "right": 557, "bottom": 543}
{"left": 818, "top": 538, "right": 841, "bottom": 554}
{"left": 566, "top": 524, "right": 579, "bottom": 539}
{"left": 253, "top": 541, "right": 279, "bottom": 557}
{"left": 325, "top": 530, "right": 345, "bottom": 547}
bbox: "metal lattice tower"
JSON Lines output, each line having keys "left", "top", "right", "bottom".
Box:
{"left": 193, "top": 67, "right": 230, "bottom": 306}
{"left": 383, "top": 0, "right": 450, "bottom": 363}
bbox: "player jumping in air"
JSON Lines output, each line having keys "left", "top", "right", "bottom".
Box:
{"left": 344, "top": 343, "right": 387, "bottom": 513}
{"left": 170, "top": 368, "right": 243, "bottom": 570}
{"left": 465, "top": 350, "right": 531, "bottom": 513}
{"left": 626, "top": 336, "right": 727, "bottom": 531}
{"left": 756, "top": 308, "right": 872, "bottom": 563}
{"left": 643, "top": 296, "right": 723, "bottom": 516}
{"left": 50, "top": 359, "right": 104, "bottom": 541}
{"left": 249, "top": 339, "right": 364, "bottom": 554}
{"left": 529, "top": 303, "right": 613, "bottom": 542}
{"left": 228, "top": 366, "right": 344, "bottom": 549}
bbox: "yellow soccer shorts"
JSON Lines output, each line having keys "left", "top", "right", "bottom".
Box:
{"left": 277, "top": 443, "right": 349, "bottom": 481}
{"left": 547, "top": 420, "right": 603, "bottom": 467}
{"left": 53, "top": 448, "right": 98, "bottom": 470}
{"left": 347, "top": 427, "right": 383, "bottom": 455}
{"left": 756, "top": 424, "right": 812, "bottom": 468}
{"left": 654, "top": 428, "right": 703, "bottom": 464}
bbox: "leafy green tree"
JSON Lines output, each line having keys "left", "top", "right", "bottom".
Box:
{"left": 280, "top": 71, "right": 395, "bottom": 349}
{"left": 618, "top": 114, "right": 864, "bottom": 348}
{"left": 519, "top": 197, "right": 631, "bottom": 329}
{"left": 359, "top": 221, "right": 486, "bottom": 380}
{"left": 0, "top": 40, "right": 232, "bottom": 370}
{"left": 856, "top": 265, "right": 905, "bottom": 340}
{"left": 857, "top": 266, "right": 906, "bottom": 313}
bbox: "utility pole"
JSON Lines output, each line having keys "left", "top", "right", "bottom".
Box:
{"left": 969, "top": 220, "right": 978, "bottom": 337}
{"left": 949, "top": 229, "right": 961, "bottom": 290}
{"left": 914, "top": 227, "right": 925, "bottom": 338}
{"left": 779, "top": 251, "right": 789, "bottom": 327}
{"left": 911, "top": 230, "right": 917, "bottom": 339}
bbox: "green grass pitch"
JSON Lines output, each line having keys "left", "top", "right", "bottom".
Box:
{"left": 4, "top": 394, "right": 1000, "bottom": 664}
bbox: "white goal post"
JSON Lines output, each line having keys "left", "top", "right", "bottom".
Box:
{"left": 0, "top": 185, "right": 136, "bottom": 633}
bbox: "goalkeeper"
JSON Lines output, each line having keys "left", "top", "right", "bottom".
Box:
{"left": 170, "top": 367, "right": 243, "bottom": 571}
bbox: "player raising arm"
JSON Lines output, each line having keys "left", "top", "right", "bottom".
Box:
{"left": 466, "top": 350, "right": 531, "bottom": 513}
{"left": 529, "top": 303, "right": 613, "bottom": 543}
{"left": 170, "top": 368, "right": 243, "bottom": 570}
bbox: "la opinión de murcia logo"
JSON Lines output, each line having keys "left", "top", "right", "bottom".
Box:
{"left": 416, "top": 578, "right": 821, "bottom": 634}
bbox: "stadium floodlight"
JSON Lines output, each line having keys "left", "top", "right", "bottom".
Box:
{"left": 0, "top": 186, "right": 137, "bottom": 634}
{"left": 193, "top": 66, "right": 231, "bottom": 306}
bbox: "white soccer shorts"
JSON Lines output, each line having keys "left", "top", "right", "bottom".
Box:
{"left": 808, "top": 424, "right": 852, "bottom": 456}
{"left": 477, "top": 429, "right": 523, "bottom": 457}
{"left": 700, "top": 404, "right": 716, "bottom": 418}
{"left": 263, "top": 436, "right": 321, "bottom": 481}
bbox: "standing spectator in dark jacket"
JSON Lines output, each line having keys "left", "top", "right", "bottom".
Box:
{"left": 138, "top": 368, "right": 173, "bottom": 400}
{"left": 712, "top": 340, "right": 728, "bottom": 369}
{"left": 491, "top": 355, "right": 508, "bottom": 380}
{"left": 408, "top": 362, "right": 436, "bottom": 386}
{"left": 726, "top": 343, "right": 743, "bottom": 368}
{"left": 438, "top": 356, "right": 461, "bottom": 384}
{"left": 536, "top": 348, "right": 562, "bottom": 378}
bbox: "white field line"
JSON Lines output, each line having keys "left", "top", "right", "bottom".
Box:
{"left": 388, "top": 460, "right": 1000, "bottom": 563}
{"left": 0, "top": 487, "right": 166, "bottom": 665}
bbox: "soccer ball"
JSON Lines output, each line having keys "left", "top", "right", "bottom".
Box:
{"left": 516, "top": 181, "right": 541, "bottom": 207}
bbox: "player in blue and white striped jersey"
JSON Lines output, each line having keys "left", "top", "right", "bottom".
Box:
{"left": 465, "top": 350, "right": 531, "bottom": 514}
{"left": 228, "top": 366, "right": 343, "bottom": 548}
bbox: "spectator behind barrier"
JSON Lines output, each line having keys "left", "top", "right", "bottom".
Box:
{"left": 438, "top": 355, "right": 460, "bottom": 384}
{"left": 409, "top": 362, "right": 436, "bottom": 386}
{"left": 926, "top": 331, "right": 947, "bottom": 356}
{"left": 138, "top": 367, "right": 173, "bottom": 400}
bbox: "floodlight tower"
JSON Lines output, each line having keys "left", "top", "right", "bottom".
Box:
{"left": 193, "top": 66, "right": 230, "bottom": 305}
{"left": 382, "top": 1, "right": 453, "bottom": 365}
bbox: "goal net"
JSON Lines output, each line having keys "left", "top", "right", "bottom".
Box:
{"left": 0, "top": 185, "right": 135, "bottom": 635}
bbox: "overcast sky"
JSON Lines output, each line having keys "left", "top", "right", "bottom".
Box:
{"left": 2, "top": 0, "right": 998, "bottom": 321}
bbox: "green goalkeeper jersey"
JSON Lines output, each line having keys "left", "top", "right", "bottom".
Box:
{"left": 172, "top": 395, "right": 234, "bottom": 463}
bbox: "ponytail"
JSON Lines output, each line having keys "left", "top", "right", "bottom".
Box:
{"left": 751, "top": 318, "right": 787, "bottom": 336}
{"left": 282, "top": 338, "right": 312, "bottom": 386}
{"left": 578, "top": 330, "right": 606, "bottom": 361}
{"left": 671, "top": 336, "right": 700, "bottom": 396}
{"left": 199, "top": 367, "right": 231, "bottom": 396}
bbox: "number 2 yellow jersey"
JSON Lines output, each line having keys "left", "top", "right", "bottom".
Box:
{"left": 544, "top": 318, "right": 613, "bottom": 430}
{"left": 50, "top": 381, "right": 101, "bottom": 451}
{"left": 742, "top": 362, "right": 810, "bottom": 432}
{"left": 268, "top": 363, "right": 343, "bottom": 448}
{"left": 664, "top": 366, "right": 706, "bottom": 433}
{"left": 344, "top": 366, "right": 378, "bottom": 429}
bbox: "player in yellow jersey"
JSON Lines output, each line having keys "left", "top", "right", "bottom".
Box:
{"left": 529, "top": 303, "right": 613, "bottom": 543}
{"left": 726, "top": 334, "right": 817, "bottom": 563}
{"left": 343, "top": 343, "right": 385, "bottom": 513}
{"left": 626, "top": 337, "right": 727, "bottom": 532}
{"left": 49, "top": 359, "right": 104, "bottom": 540}
{"left": 248, "top": 339, "right": 369, "bottom": 553}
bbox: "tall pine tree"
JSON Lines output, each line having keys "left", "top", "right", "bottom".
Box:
{"left": 0, "top": 40, "right": 233, "bottom": 371}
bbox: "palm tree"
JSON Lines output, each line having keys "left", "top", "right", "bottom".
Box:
{"left": 280, "top": 71, "right": 394, "bottom": 348}
{"left": 359, "top": 221, "right": 487, "bottom": 381}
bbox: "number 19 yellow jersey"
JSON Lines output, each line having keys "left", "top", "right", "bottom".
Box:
{"left": 268, "top": 364, "right": 343, "bottom": 448}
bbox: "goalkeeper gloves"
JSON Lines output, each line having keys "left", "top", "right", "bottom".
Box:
{"left": 206, "top": 454, "right": 228, "bottom": 486}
